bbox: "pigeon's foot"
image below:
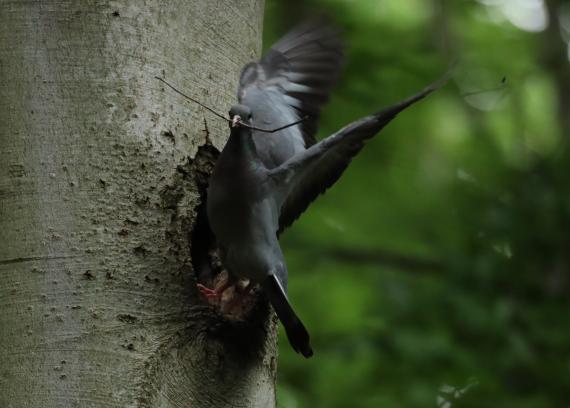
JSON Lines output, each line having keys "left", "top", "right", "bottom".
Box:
{"left": 197, "top": 283, "right": 223, "bottom": 299}
{"left": 197, "top": 270, "right": 259, "bottom": 320}
{"left": 197, "top": 269, "right": 231, "bottom": 301}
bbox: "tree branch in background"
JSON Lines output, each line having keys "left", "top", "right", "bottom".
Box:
{"left": 287, "top": 243, "right": 443, "bottom": 272}
{"left": 543, "top": 0, "right": 570, "bottom": 140}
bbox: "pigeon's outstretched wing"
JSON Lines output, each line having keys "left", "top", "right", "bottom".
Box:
{"left": 238, "top": 21, "right": 343, "bottom": 167}
{"left": 272, "top": 76, "right": 449, "bottom": 233}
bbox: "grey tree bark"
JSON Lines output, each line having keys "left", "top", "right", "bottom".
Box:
{"left": 0, "top": 1, "right": 276, "bottom": 407}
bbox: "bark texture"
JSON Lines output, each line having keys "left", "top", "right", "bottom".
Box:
{"left": 0, "top": 1, "right": 276, "bottom": 407}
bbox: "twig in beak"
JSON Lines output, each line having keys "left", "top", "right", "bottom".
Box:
{"left": 156, "top": 76, "right": 310, "bottom": 133}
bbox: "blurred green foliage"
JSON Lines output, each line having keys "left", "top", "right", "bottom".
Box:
{"left": 263, "top": 0, "right": 570, "bottom": 406}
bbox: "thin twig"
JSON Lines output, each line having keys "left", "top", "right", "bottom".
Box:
{"left": 155, "top": 76, "right": 309, "bottom": 133}
{"left": 461, "top": 78, "right": 508, "bottom": 98}
{"left": 155, "top": 76, "right": 229, "bottom": 122}
{"left": 246, "top": 115, "right": 309, "bottom": 133}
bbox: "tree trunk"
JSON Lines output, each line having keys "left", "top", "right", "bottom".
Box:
{"left": 0, "top": 1, "right": 276, "bottom": 407}
{"left": 543, "top": 0, "right": 570, "bottom": 141}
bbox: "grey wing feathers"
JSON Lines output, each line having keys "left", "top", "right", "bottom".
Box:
{"left": 274, "top": 76, "right": 449, "bottom": 233}
{"left": 238, "top": 20, "right": 344, "bottom": 146}
{"left": 262, "top": 275, "right": 313, "bottom": 358}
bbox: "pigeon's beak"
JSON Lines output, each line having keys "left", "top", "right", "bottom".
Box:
{"left": 231, "top": 115, "right": 242, "bottom": 128}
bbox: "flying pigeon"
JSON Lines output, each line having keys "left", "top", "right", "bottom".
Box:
{"left": 203, "top": 21, "right": 447, "bottom": 358}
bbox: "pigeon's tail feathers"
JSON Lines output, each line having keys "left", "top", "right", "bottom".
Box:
{"left": 263, "top": 275, "right": 313, "bottom": 358}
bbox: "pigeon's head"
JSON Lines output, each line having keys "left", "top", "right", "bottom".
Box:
{"left": 228, "top": 104, "right": 253, "bottom": 128}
